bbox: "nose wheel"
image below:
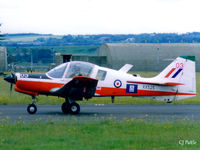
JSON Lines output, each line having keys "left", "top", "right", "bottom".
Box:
{"left": 27, "top": 96, "right": 37, "bottom": 114}
{"left": 27, "top": 104, "right": 37, "bottom": 114}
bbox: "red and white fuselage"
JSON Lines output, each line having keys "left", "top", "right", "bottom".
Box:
{"left": 12, "top": 56, "right": 196, "bottom": 103}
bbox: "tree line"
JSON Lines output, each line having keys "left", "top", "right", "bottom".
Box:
{"left": 1, "top": 32, "right": 200, "bottom": 47}
{"left": 7, "top": 46, "right": 98, "bottom": 64}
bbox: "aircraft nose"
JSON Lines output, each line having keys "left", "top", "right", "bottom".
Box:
{"left": 4, "top": 74, "right": 17, "bottom": 84}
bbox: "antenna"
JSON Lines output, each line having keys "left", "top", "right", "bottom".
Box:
{"left": 31, "top": 50, "right": 33, "bottom": 72}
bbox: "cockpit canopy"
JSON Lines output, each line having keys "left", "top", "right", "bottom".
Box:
{"left": 65, "top": 61, "right": 94, "bottom": 78}
{"left": 47, "top": 61, "right": 94, "bottom": 79}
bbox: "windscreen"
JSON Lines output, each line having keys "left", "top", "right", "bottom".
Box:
{"left": 47, "top": 63, "right": 68, "bottom": 78}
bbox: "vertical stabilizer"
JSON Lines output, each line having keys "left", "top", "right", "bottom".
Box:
{"left": 156, "top": 56, "right": 196, "bottom": 99}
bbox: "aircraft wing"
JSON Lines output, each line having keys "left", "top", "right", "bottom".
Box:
{"left": 51, "top": 76, "right": 98, "bottom": 100}
{"left": 127, "top": 81, "right": 183, "bottom": 86}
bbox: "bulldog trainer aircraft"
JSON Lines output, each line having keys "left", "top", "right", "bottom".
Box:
{"left": 4, "top": 56, "right": 196, "bottom": 115}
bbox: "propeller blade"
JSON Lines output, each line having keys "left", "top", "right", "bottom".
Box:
{"left": 4, "top": 73, "right": 17, "bottom": 95}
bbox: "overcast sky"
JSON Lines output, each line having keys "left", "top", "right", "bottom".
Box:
{"left": 0, "top": 0, "right": 200, "bottom": 35}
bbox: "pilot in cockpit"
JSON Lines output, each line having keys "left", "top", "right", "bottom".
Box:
{"left": 67, "top": 64, "right": 83, "bottom": 77}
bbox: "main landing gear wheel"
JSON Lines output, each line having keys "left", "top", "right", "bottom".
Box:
{"left": 61, "top": 102, "right": 70, "bottom": 114}
{"left": 27, "top": 104, "right": 37, "bottom": 114}
{"left": 69, "top": 102, "right": 80, "bottom": 115}
{"left": 61, "top": 102, "right": 80, "bottom": 115}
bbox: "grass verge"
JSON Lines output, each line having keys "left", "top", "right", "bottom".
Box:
{"left": 0, "top": 118, "right": 199, "bottom": 150}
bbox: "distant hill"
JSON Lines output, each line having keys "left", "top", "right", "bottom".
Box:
{"left": 4, "top": 33, "right": 47, "bottom": 37}
{"left": 2, "top": 33, "right": 62, "bottom": 44}
{"left": 1, "top": 32, "right": 200, "bottom": 47}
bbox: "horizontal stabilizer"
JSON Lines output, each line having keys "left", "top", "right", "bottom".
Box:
{"left": 119, "top": 64, "right": 133, "bottom": 73}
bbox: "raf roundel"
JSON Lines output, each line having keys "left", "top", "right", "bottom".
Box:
{"left": 114, "top": 79, "right": 122, "bottom": 88}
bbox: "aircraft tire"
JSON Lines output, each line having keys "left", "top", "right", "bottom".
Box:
{"left": 61, "top": 102, "right": 70, "bottom": 114}
{"left": 27, "top": 104, "right": 37, "bottom": 114}
{"left": 69, "top": 102, "right": 80, "bottom": 115}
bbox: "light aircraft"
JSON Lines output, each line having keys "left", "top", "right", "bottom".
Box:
{"left": 4, "top": 55, "right": 196, "bottom": 115}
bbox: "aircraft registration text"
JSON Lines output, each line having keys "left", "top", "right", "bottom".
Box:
{"left": 143, "top": 85, "right": 155, "bottom": 90}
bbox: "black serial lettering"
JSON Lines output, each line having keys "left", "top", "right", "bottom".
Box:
{"left": 143, "top": 85, "right": 155, "bottom": 90}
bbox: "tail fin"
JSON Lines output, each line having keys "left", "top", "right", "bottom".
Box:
{"left": 156, "top": 56, "right": 196, "bottom": 99}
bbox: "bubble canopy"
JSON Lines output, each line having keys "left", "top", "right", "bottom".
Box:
{"left": 47, "top": 61, "right": 94, "bottom": 79}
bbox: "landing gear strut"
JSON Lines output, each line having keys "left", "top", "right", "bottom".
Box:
{"left": 61, "top": 98, "right": 80, "bottom": 115}
{"left": 27, "top": 96, "right": 37, "bottom": 114}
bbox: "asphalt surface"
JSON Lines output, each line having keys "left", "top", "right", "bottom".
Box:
{"left": 0, "top": 104, "right": 200, "bottom": 123}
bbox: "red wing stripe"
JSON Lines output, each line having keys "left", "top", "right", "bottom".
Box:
{"left": 164, "top": 82, "right": 184, "bottom": 85}
{"left": 165, "top": 68, "right": 176, "bottom": 78}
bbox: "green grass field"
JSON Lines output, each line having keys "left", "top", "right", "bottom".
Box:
{"left": 0, "top": 72, "right": 200, "bottom": 150}
{"left": 0, "top": 118, "right": 199, "bottom": 150}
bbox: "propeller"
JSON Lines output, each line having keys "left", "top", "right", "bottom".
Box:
{"left": 4, "top": 72, "right": 17, "bottom": 93}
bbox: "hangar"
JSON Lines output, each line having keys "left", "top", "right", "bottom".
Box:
{"left": 98, "top": 43, "right": 200, "bottom": 72}
{"left": 55, "top": 53, "right": 107, "bottom": 66}
{"left": 0, "top": 47, "right": 7, "bottom": 73}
